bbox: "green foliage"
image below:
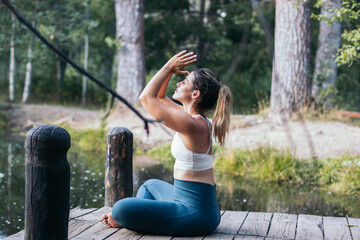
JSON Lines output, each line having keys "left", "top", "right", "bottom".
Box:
{"left": 314, "top": 0, "right": 360, "bottom": 66}
{"left": 337, "top": 29, "right": 360, "bottom": 66}
{"left": 41, "top": 125, "right": 108, "bottom": 173}
{"left": 214, "top": 145, "right": 359, "bottom": 196}
{"left": 336, "top": 61, "right": 360, "bottom": 111}
{"left": 0, "top": 0, "right": 359, "bottom": 112}
{"left": 62, "top": 125, "right": 107, "bottom": 153}
{"left": 144, "top": 142, "right": 360, "bottom": 196}
{"left": 320, "top": 155, "right": 360, "bottom": 195}
{"left": 317, "top": 85, "right": 339, "bottom": 106}
{"left": 0, "top": 0, "right": 115, "bottom": 106}
{"left": 214, "top": 146, "right": 321, "bottom": 183}
{"left": 147, "top": 143, "right": 175, "bottom": 169}
{"left": 105, "top": 37, "right": 122, "bottom": 50}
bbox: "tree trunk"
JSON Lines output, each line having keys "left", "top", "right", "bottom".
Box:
{"left": 270, "top": 0, "right": 312, "bottom": 119}
{"left": 9, "top": 14, "right": 15, "bottom": 103}
{"left": 312, "top": 0, "right": 342, "bottom": 108}
{"left": 81, "top": 0, "right": 90, "bottom": 106}
{"left": 81, "top": 34, "right": 89, "bottom": 105}
{"left": 114, "top": 0, "right": 145, "bottom": 106}
{"left": 22, "top": 0, "right": 39, "bottom": 103}
{"left": 22, "top": 33, "right": 34, "bottom": 103}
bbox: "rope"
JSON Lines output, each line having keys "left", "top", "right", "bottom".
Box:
{"left": 1, "top": 0, "right": 159, "bottom": 134}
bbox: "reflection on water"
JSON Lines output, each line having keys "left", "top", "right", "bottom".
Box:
{"left": 0, "top": 137, "right": 359, "bottom": 238}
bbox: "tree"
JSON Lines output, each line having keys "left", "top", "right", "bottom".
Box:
{"left": 22, "top": 0, "right": 40, "bottom": 103}
{"left": 114, "top": 0, "right": 145, "bottom": 105}
{"left": 270, "top": 0, "right": 312, "bottom": 119}
{"left": 312, "top": 0, "right": 342, "bottom": 108}
{"left": 9, "top": 14, "right": 15, "bottom": 103}
{"left": 315, "top": 0, "right": 360, "bottom": 66}
{"left": 81, "top": 0, "right": 90, "bottom": 106}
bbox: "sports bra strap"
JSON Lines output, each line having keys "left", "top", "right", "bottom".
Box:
{"left": 192, "top": 115, "right": 212, "bottom": 154}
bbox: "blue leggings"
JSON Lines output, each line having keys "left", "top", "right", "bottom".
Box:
{"left": 112, "top": 178, "right": 221, "bottom": 236}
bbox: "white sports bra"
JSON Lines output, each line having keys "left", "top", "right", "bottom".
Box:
{"left": 171, "top": 115, "right": 213, "bottom": 171}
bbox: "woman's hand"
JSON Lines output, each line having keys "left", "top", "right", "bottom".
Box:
{"left": 166, "top": 50, "right": 197, "bottom": 75}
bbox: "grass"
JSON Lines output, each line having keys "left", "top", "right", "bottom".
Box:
{"left": 61, "top": 125, "right": 108, "bottom": 153}
{"left": 146, "top": 143, "right": 360, "bottom": 196}
{"left": 320, "top": 155, "right": 360, "bottom": 195}
{"left": 214, "top": 146, "right": 322, "bottom": 184}
{"left": 146, "top": 143, "right": 175, "bottom": 169}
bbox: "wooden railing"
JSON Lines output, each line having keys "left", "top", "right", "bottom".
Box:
{"left": 25, "top": 124, "right": 133, "bottom": 240}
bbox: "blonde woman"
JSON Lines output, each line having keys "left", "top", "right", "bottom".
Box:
{"left": 102, "top": 50, "right": 232, "bottom": 236}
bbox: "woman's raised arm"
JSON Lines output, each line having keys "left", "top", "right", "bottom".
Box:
{"left": 139, "top": 51, "right": 197, "bottom": 133}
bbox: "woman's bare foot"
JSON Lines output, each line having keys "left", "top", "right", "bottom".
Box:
{"left": 101, "top": 213, "right": 122, "bottom": 228}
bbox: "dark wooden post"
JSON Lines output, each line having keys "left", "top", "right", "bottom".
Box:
{"left": 105, "top": 127, "right": 133, "bottom": 207}
{"left": 25, "top": 125, "right": 70, "bottom": 240}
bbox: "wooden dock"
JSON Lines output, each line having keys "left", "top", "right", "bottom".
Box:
{"left": 5, "top": 207, "right": 360, "bottom": 240}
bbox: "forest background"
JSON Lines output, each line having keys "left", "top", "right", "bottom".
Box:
{"left": 1, "top": 2, "right": 360, "bottom": 236}
{"left": 0, "top": 0, "right": 359, "bottom": 115}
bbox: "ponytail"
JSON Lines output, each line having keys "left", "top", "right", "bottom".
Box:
{"left": 213, "top": 85, "right": 232, "bottom": 146}
{"left": 192, "top": 68, "right": 232, "bottom": 145}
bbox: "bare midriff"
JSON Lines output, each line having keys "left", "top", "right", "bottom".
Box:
{"left": 174, "top": 168, "right": 215, "bottom": 186}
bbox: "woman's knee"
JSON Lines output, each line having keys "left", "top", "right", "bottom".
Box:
{"left": 136, "top": 179, "right": 159, "bottom": 199}
{"left": 112, "top": 198, "right": 138, "bottom": 225}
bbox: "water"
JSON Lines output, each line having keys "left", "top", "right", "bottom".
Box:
{"left": 1, "top": 137, "right": 359, "bottom": 238}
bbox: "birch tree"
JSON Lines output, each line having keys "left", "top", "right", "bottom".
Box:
{"left": 270, "top": 0, "right": 312, "bottom": 119}
{"left": 22, "top": 0, "right": 39, "bottom": 103}
{"left": 9, "top": 14, "right": 15, "bottom": 102}
{"left": 114, "top": 0, "right": 145, "bottom": 105}
{"left": 81, "top": 0, "right": 90, "bottom": 106}
{"left": 22, "top": 37, "right": 34, "bottom": 103}
{"left": 312, "top": 0, "right": 342, "bottom": 107}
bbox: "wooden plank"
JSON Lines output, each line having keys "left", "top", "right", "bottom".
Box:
{"left": 348, "top": 217, "right": 360, "bottom": 240}
{"left": 267, "top": 213, "right": 297, "bottom": 239}
{"left": 235, "top": 235, "right": 264, "bottom": 239}
{"left": 106, "top": 228, "right": 143, "bottom": 240}
{"left": 75, "top": 206, "right": 112, "bottom": 221}
{"left": 2, "top": 230, "right": 24, "bottom": 240}
{"left": 204, "top": 233, "right": 235, "bottom": 239}
{"left": 238, "top": 212, "right": 272, "bottom": 237}
{"left": 69, "top": 207, "right": 97, "bottom": 219}
{"left": 295, "top": 214, "right": 323, "bottom": 240}
{"left": 139, "top": 234, "right": 172, "bottom": 240}
{"left": 68, "top": 219, "right": 98, "bottom": 239}
{"left": 215, "top": 211, "right": 248, "bottom": 234}
{"left": 172, "top": 236, "right": 203, "bottom": 240}
{"left": 323, "top": 216, "right": 352, "bottom": 240}
{"left": 70, "top": 222, "right": 119, "bottom": 239}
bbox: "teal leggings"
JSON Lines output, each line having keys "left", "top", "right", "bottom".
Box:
{"left": 112, "top": 178, "right": 221, "bottom": 236}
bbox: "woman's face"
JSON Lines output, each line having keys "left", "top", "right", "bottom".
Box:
{"left": 172, "top": 72, "right": 196, "bottom": 103}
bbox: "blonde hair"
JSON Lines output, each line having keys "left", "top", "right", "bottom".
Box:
{"left": 213, "top": 85, "right": 232, "bottom": 146}
{"left": 192, "top": 68, "right": 232, "bottom": 146}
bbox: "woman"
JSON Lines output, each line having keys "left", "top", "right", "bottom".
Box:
{"left": 101, "top": 50, "right": 232, "bottom": 236}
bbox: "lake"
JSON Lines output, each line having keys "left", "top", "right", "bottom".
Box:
{"left": 1, "top": 136, "right": 359, "bottom": 238}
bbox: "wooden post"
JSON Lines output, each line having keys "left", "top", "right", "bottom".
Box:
{"left": 25, "top": 125, "right": 70, "bottom": 240}
{"left": 105, "top": 127, "right": 133, "bottom": 207}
